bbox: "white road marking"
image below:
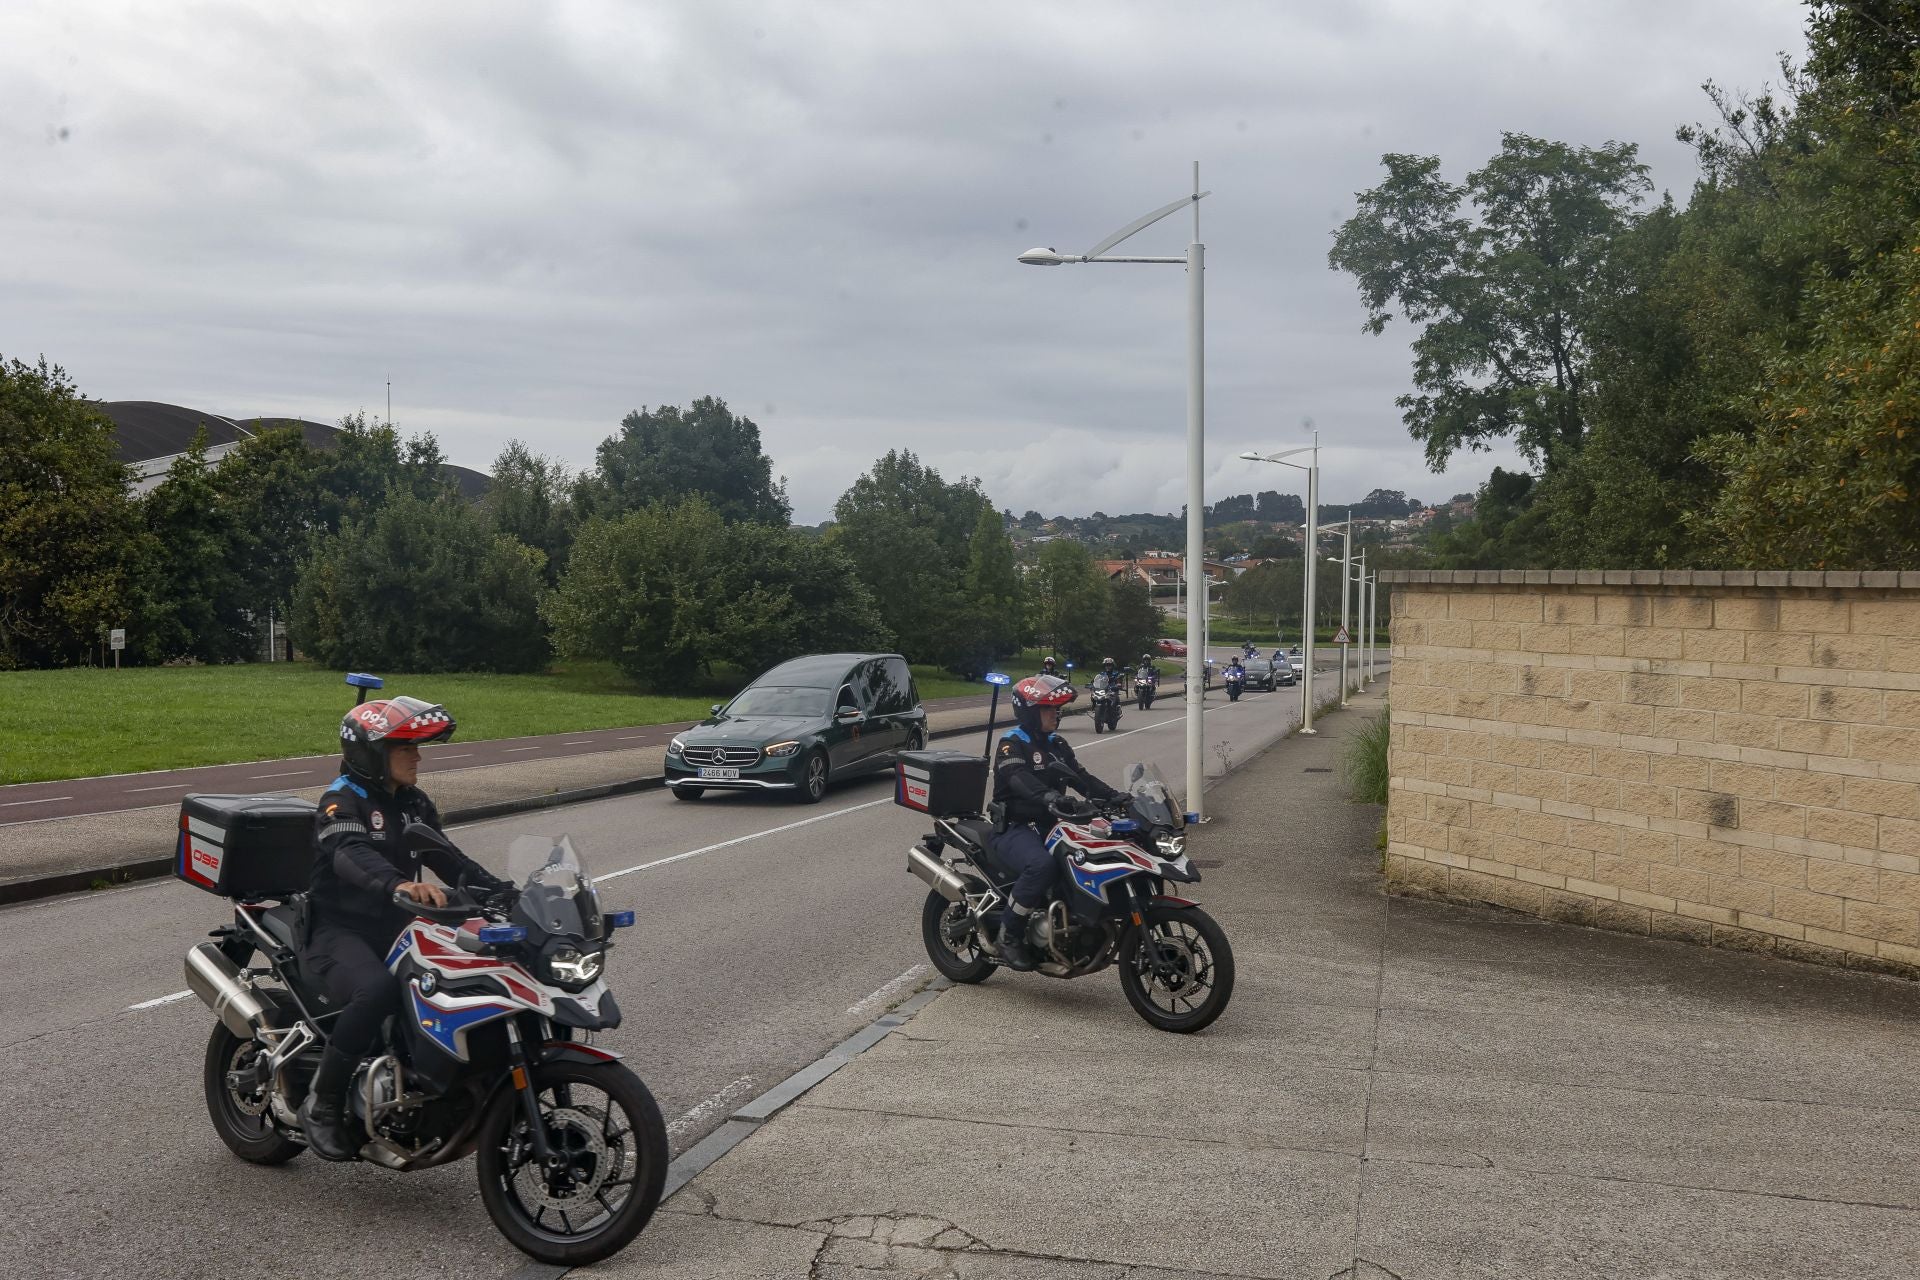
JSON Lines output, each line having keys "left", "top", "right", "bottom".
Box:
{"left": 248, "top": 770, "right": 314, "bottom": 780}
{"left": 665, "top": 1075, "right": 755, "bottom": 1138}
{"left": 846, "top": 964, "right": 929, "bottom": 1019}
{"left": 0, "top": 795, "right": 71, "bottom": 807}
{"left": 616, "top": 734, "right": 653, "bottom": 741}
{"left": 561, "top": 740, "right": 595, "bottom": 746}
{"left": 503, "top": 746, "right": 542, "bottom": 753}
{"left": 597, "top": 798, "right": 893, "bottom": 881}
{"left": 125, "top": 783, "right": 184, "bottom": 793}
{"left": 127, "top": 989, "right": 193, "bottom": 1011}
{"left": 428, "top": 752, "right": 473, "bottom": 762}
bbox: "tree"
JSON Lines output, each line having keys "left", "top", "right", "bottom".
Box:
{"left": 1248, "top": 533, "right": 1300, "bottom": 560}
{"left": 1330, "top": 134, "right": 1652, "bottom": 471}
{"left": 137, "top": 429, "right": 256, "bottom": 663}
{"left": 577, "top": 397, "right": 789, "bottom": 526}
{"left": 484, "top": 441, "right": 576, "bottom": 584}
{"left": 1103, "top": 578, "right": 1165, "bottom": 663}
{"left": 291, "top": 493, "right": 550, "bottom": 673}
{"left": 1026, "top": 540, "right": 1111, "bottom": 664}
{"left": 0, "top": 356, "right": 148, "bottom": 668}
{"left": 947, "top": 506, "right": 1025, "bottom": 676}
{"left": 547, "top": 498, "right": 885, "bottom": 688}
{"left": 1254, "top": 489, "right": 1305, "bottom": 523}
{"left": 828, "top": 450, "right": 993, "bottom": 668}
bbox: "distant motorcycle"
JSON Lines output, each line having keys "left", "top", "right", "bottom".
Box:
{"left": 1133, "top": 667, "right": 1158, "bottom": 710}
{"left": 1223, "top": 667, "right": 1245, "bottom": 702}
{"left": 907, "top": 762, "right": 1234, "bottom": 1033}
{"left": 1088, "top": 672, "right": 1122, "bottom": 733}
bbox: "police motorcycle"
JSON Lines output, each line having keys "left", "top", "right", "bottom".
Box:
{"left": 1223, "top": 662, "right": 1246, "bottom": 702}
{"left": 177, "top": 814, "right": 668, "bottom": 1266}
{"left": 896, "top": 754, "right": 1235, "bottom": 1033}
{"left": 1128, "top": 660, "right": 1159, "bottom": 710}
{"left": 1087, "top": 669, "right": 1123, "bottom": 733}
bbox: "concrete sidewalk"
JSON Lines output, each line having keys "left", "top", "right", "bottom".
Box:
{"left": 595, "top": 681, "right": 1920, "bottom": 1279}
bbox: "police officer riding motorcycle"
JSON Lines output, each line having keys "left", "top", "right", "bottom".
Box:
{"left": 990, "top": 675, "right": 1123, "bottom": 971}
{"left": 298, "top": 696, "right": 513, "bottom": 1161}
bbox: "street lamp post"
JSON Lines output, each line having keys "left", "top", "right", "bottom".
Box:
{"left": 1318, "top": 522, "right": 1355, "bottom": 708}
{"left": 1240, "top": 432, "right": 1325, "bottom": 734}
{"left": 1021, "top": 165, "right": 1211, "bottom": 817}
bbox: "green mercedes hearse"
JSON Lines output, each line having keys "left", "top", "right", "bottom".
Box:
{"left": 664, "top": 653, "right": 928, "bottom": 804}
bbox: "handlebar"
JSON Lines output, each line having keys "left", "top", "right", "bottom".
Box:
{"left": 391, "top": 888, "right": 493, "bottom": 924}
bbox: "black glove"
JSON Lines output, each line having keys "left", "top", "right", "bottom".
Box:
{"left": 1049, "top": 794, "right": 1096, "bottom": 821}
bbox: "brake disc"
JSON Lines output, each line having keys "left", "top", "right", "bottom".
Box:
{"left": 521, "top": 1106, "right": 621, "bottom": 1211}
{"left": 1144, "top": 930, "right": 1205, "bottom": 992}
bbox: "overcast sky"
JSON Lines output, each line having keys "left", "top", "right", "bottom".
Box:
{"left": 4, "top": 1, "right": 1810, "bottom": 522}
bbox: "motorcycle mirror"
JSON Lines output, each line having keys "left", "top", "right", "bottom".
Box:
{"left": 402, "top": 820, "right": 458, "bottom": 855}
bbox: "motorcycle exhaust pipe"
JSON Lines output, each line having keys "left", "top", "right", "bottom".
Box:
{"left": 186, "top": 942, "right": 271, "bottom": 1039}
{"left": 908, "top": 845, "right": 966, "bottom": 903}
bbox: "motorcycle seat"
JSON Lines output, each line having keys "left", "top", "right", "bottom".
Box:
{"left": 946, "top": 817, "right": 997, "bottom": 853}
{"left": 258, "top": 903, "right": 303, "bottom": 952}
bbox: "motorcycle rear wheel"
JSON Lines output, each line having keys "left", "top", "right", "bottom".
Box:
{"left": 477, "top": 1058, "right": 668, "bottom": 1266}
{"left": 920, "top": 889, "right": 995, "bottom": 983}
{"left": 202, "top": 1023, "right": 304, "bottom": 1165}
{"left": 1119, "top": 904, "right": 1235, "bottom": 1034}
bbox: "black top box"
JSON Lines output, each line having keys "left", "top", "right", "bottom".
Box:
{"left": 176, "top": 793, "right": 316, "bottom": 899}
{"left": 894, "top": 750, "right": 989, "bottom": 817}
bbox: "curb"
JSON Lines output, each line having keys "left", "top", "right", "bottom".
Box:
{"left": 504, "top": 975, "right": 954, "bottom": 1280}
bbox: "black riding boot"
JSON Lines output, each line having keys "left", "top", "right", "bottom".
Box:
{"left": 298, "top": 1044, "right": 361, "bottom": 1162}
{"left": 997, "top": 908, "right": 1037, "bottom": 972}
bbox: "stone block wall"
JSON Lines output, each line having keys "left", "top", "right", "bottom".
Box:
{"left": 1378, "top": 569, "right": 1920, "bottom": 979}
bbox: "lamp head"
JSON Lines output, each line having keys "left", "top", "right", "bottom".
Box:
{"left": 1018, "top": 246, "right": 1072, "bottom": 266}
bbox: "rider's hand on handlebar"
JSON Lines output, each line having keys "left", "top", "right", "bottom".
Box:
{"left": 397, "top": 880, "right": 448, "bottom": 908}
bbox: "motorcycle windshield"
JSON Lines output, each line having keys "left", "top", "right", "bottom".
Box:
{"left": 1091, "top": 674, "right": 1115, "bottom": 691}
{"left": 1120, "top": 762, "right": 1184, "bottom": 830}
{"left": 507, "top": 834, "right": 606, "bottom": 941}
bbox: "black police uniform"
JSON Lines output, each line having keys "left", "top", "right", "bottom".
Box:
{"left": 990, "top": 726, "right": 1121, "bottom": 915}
{"left": 306, "top": 769, "right": 506, "bottom": 1065}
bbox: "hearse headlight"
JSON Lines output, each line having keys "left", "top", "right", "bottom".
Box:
{"left": 764, "top": 740, "right": 802, "bottom": 757}
{"left": 1155, "top": 834, "right": 1186, "bottom": 858}
{"left": 548, "top": 947, "right": 604, "bottom": 985}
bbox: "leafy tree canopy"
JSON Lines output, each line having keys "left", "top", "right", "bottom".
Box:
{"left": 578, "top": 396, "right": 789, "bottom": 527}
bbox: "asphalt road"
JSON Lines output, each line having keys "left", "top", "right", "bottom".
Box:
{"left": 0, "top": 678, "right": 1352, "bottom": 1279}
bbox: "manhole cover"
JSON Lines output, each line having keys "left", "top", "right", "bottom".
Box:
{"left": 1304, "top": 767, "right": 1332, "bottom": 773}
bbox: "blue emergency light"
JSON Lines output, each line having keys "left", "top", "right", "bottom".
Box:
{"left": 984, "top": 672, "right": 1011, "bottom": 686}
{"left": 477, "top": 925, "right": 527, "bottom": 944}
{"left": 345, "top": 672, "right": 384, "bottom": 690}
{"left": 606, "top": 910, "right": 636, "bottom": 928}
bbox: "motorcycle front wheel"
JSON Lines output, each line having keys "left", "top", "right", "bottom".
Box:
{"left": 920, "top": 888, "right": 995, "bottom": 983}
{"left": 1119, "top": 903, "right": 1235, "bottom": 1034}
{"left": 477, "top": 1058, "right": 669, "bottom": 1266}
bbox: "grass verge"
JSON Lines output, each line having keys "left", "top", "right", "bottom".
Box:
{"left": 1344, "top": 704, "right": 1390, "bottom": 806}
{"left": 0, "top": 652, "right": 1055, "bottom": 785}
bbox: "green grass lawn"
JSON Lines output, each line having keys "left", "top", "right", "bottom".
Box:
{"left": 0, "top": 661, "right": 722, "bottom": 785}
{"left": 0, "top": 654, "right": 1047, "bottom": 785}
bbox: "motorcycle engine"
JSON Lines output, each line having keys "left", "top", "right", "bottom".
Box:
{"left": 352, "top": 1054, "right": 408, "bottom": 1139}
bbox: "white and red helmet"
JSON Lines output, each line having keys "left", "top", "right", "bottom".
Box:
{"left": 340, "top": 696, "right": 455, "bottom": 784}
{"left": 1011, "top": 674, "right": 1076, "bottom": 732}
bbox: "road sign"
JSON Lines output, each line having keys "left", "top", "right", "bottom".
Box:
{"left": 109, "top": 628, "right": 125, "bottom": 650}
{"left": 1332, "top": 625, "right": 1351, "bottom": 645}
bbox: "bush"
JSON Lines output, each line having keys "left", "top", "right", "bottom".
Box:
{"left": 1344, "top": 705, "right": 1390, "bottom": 805}
{"left": 291, "top": 493, "right": 550, "bottom": 673}
{"left": 547, "top": 498, "right": 889, "bottom": 689}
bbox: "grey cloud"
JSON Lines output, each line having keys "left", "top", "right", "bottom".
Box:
{"left": 0, "top": 0, "right": 1808, "bottom": 521}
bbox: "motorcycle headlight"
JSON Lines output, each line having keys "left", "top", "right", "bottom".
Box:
{"left": 548, "top": 946, "right": 604, "bottom": 985}
{"left": 668, "top": 737, "right": 685, "bottom": 756}
{"left": 1155, "top": 835, "right": 1186, "bottom": 859}
{"left": 764, "top": 740, "right": 802, "bottom": 758}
